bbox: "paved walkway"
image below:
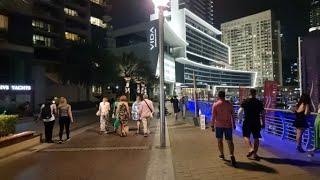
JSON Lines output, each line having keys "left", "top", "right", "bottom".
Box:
{"left": 0, "top": 119, "right": 158, "bottom": 180}
{"left": 15, "top": 109, "right": 97, "bottom": 140}
{"left": 168, "top": 117, "right": 320, "bottom": 180}
{"left": 1, "top": 108, "right": 320, "bottom": 180}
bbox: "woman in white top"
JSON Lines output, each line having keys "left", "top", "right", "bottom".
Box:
{"left": 98, "top": 97, "right": 111, "bottom": 134}
{"left": 58, "top": 97, "right": 73, "bottom": 144}
{"left": 131, "top": 95, "right": 142, "bottom": 134}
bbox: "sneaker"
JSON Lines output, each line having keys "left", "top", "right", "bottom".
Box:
{"left": 253, "top": 155, "right": 261, "bottom": 161}
{"left": 144, "top": 133, "right": 148, "bottom": 137}
{"left": 218, "top": 154, "right": 225, "bottom": 160}
{"left": 58, "top": 140, "right": 63, "bottom": 144}
{"left": 297, "top": 146, "right": 306, "bottom": 153}
{"left": 65, "top": 138, "right": 71, "bottom": 142}
{"left": 230, "top": 155, "right": 237, "bottom": 167}
{"left": 246, "top": 150, "right": 255, "bottom": 158}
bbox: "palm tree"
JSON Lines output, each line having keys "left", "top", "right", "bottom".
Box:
{"left": 117, "top": 52, "right": 141, "bottom": 99}
{"left": 135, "top": 61, "right": 158, "bottom": 95}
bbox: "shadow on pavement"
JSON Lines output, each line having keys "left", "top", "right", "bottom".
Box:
{"left": 261, "top": 157, "right": 320, "bottom": 167}
{"left": 224, "top": 160, "right": 278, "bottom": 173}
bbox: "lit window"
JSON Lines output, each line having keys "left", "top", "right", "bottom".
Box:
{"left": 65, "top": 32, "right": 80, "bottom": 41}
{"left": 90, "top": 0, "right": 104, "bottom": 5}
{"left": 64, "top": 8, "right": 78, "bottom": 16}
{"left": 32, "top": 20, "right": 52, "bottom": 32}
{"left": 90, "top": 16, "right": 106, "bottom": 28}
{"left": 33, "top": 35, "right": 54, "bottom": 47}
{"left": 0, "top": 14, "right": 8, "bottom": 30}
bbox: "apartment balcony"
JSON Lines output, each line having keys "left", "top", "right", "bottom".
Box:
{"left": 33, "top": 28, "right": 61, "bottom": 38}
{"left": 65, "top": 14, "right": 89, "bottom": 26}
{"left": 65, "top": 0, "right": 89, "bottom": 12}
{"left": 34, "top": 0, "right": 63, "bottom": 10}
{"left": 65, "top": 26, "right": 89, "bottom": 37}
{"left": 33, "top": 9, "right": 63, "bottom": 24}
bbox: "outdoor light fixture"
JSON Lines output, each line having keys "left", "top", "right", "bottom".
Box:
{"left": 151, "top": 0, "right": 169, "bottom": 148}
{"left": 152, "top": 0, "right": 169, "bottom": 7}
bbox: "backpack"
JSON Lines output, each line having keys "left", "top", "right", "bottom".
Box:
{"left": 41, "top": 103, "right": 52, "bottom": 119}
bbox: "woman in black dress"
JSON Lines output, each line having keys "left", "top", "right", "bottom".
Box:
{"left": 293, "top": 93, "right": 310, "bottom": 153}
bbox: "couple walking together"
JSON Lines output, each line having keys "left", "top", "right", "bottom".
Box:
{"left": 212, "top": 89, "right": 264, "bottom": 167}
{"left": 98, "top": 94, "right": 154, "bottom": 137}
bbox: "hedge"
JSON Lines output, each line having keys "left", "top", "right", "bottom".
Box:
{"left": 0, "top": 115, "right": 18, "bottom": 137}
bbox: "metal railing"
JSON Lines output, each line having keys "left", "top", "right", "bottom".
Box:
{"left": 186, "top": 101, "right": 318, "bottom": 149}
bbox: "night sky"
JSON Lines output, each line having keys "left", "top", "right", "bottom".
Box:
{"left": 110, "top": 0, "right": 312, "bottom": 59}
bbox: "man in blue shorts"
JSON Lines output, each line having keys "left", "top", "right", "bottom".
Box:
{"left": 211, "top": 91, "right": 237, "bottom": 167}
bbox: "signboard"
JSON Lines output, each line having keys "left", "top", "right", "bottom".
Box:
{"left": 200, "top": 114, "right": 206, "bottom": 130}
{"left": 0, "top": 84, "right": 32, "bottom": 91}
{"left": 156, "top": 57, "right": 176, "bottom": 83}
{"left": 264, "top": 81, "right": 278, "bottom": 109}
{"left": 147, "top": 20, "right": 160, "bottom": 74}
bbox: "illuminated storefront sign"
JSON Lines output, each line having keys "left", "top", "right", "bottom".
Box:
{"left": 0, "top": 84, "right": 32, "bottom": 91}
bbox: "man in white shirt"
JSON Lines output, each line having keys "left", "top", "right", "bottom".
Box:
{"left": 40, "top": 98, "right": 57, "bottom": 143}
{"left": 98, "top": 97, "right": 111, "bottom": 134}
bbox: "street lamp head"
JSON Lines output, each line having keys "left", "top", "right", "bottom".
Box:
{"left": 152, "top": 0, "right": 169, "bottom": 7}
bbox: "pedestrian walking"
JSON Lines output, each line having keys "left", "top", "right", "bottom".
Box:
{"left": 172, "top": 96, "right": 180, "bottom": 120}
{"left": 139, "top": 94, "right": 154, "bottom": 137}
{"left": 180, "top": 96, "right": 186, "bottom": 119}
{"left": 211, "top": 91, "right": 237, "bottom": 167}
{"left": 116, "top": 95, "right": 130, "bottom": 137}
{"left": 132, "top": 95, "right": 142, "bottom": 135}
{"left": 39, "top": 98, "right": 56, "bottom": 143}
{"left": 97, "top": 97, "right": 111, "bottom": 135}
{"left": 292, "top": 93, "right": 311, "bottom": 152}
{"left": 238, "top": 89, "right": 265, "bottom": 160}
{"left": 57, "top": 97, "right": 74, "bottom": 144}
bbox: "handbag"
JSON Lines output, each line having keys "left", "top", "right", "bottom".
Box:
{"left": 144, "top": 100, "right": 154, "bottom": 118}
{"left": 114, "top": 118, "right": 120, "bottom": 129}
{"left": 96, "top": 110, "right": 101, "bottom": 117}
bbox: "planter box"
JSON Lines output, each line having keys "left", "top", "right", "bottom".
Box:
{"left": 0, "top": 131, "right": 41, "bottom": 159}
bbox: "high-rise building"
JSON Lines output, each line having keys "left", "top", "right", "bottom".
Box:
{"left": 310, "top": 0, "right": 320, "bottom": 32}
{"left": 146, "top": 0, "right": 257, "bottom": 95}
{"left": 0, "top": 0, "right": 33, "bottom": 83}
{"left": 170, "top": 0, "right": 214, "bottom": 26}
{"left": 221, "top": 10, "right": 283, "bottom": 87}
{"left": 0, "top": 0, "right": 112, "bottom": 108}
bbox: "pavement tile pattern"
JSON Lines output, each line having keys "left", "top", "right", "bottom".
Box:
{"left": 168, "top": 118, "right": 320, "bottom": 180}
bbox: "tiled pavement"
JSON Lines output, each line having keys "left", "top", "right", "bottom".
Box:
{"left": 168, "top": 117, "right": 320, "bottom": 180}
{"left": 1, "top": 108, "right": 320, "bottom": 180}
{"left": 0, "top": 120, "right": 157, "bottom": 180}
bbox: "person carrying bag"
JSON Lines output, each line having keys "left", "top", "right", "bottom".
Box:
{"left": 139, "top": 94, "right": 154, "bottom": 137}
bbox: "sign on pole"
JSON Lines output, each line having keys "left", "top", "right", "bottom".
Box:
{"left": 200, "top": 114, "right": 206, "bottom": 130}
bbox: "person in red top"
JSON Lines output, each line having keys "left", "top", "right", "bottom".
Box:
{"left": 211, "top": 91, "right": 236, "bottom": 167}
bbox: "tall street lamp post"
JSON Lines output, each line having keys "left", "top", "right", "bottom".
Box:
{"left": 152, "top": 0, "right": 169, "bottom": 148}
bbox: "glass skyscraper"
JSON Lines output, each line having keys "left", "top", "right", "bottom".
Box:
{"left": 310, "top": 0, "right": 320, "bottom": 32}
